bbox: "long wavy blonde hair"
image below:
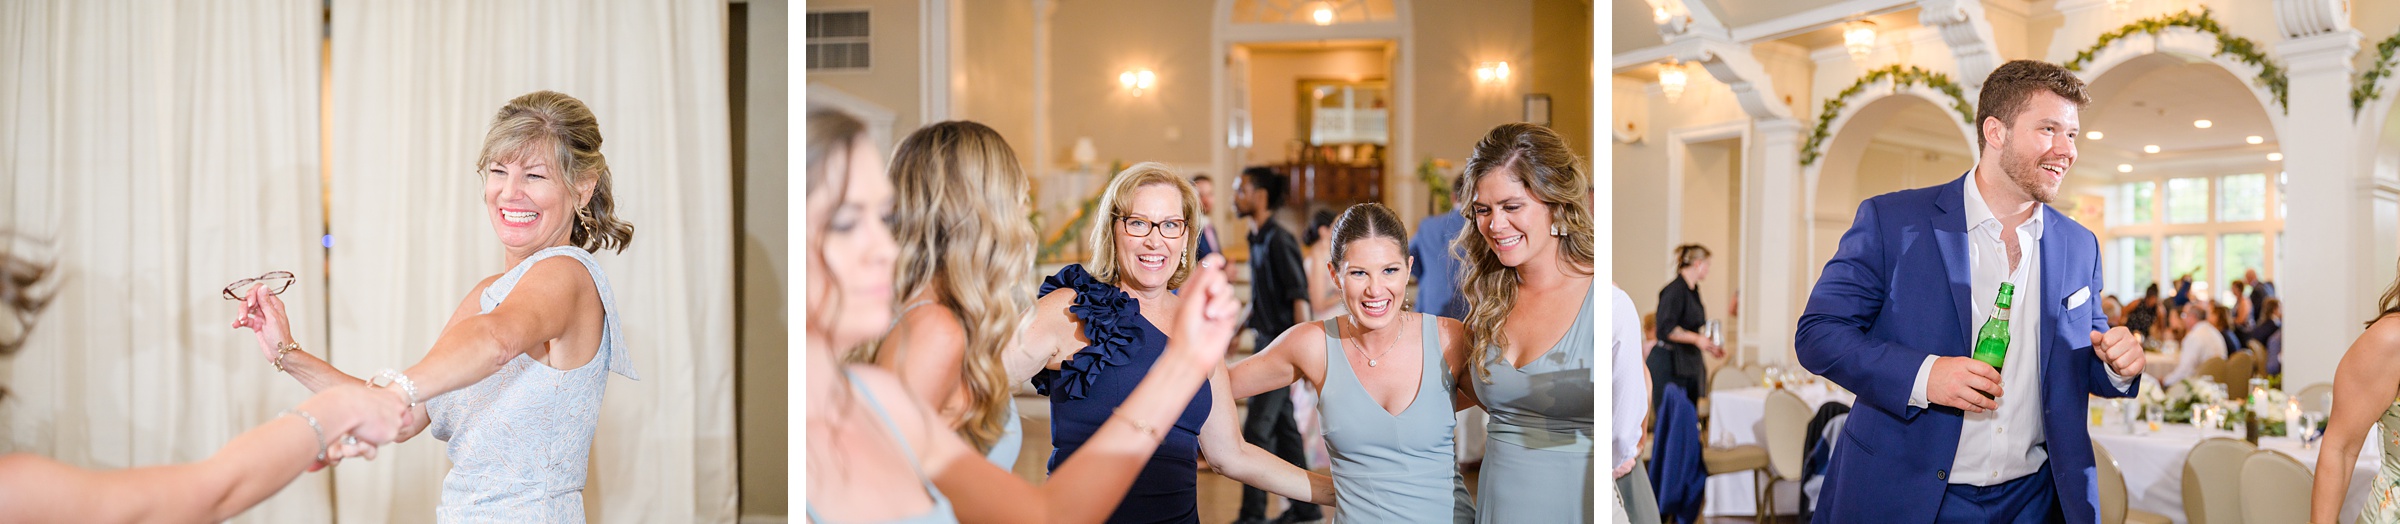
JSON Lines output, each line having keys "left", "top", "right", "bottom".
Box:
{"left": 851, "top": 121, "right": 1035, "bottom": 453}
{"left": 1453, "top": 123, "right": 1595, "bottom": 383}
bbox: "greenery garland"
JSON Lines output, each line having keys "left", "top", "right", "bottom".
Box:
{"left": 2353, "top": 30, "right": 2400, "bottom": 115}
{"left": 1798, "top": 65, "right": 1974, "bottom": 166}
{"left": 2061, "top": 8, "right": 2288, "bottom": 112}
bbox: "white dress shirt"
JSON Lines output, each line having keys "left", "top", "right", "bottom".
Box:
{"left": 1907, "top": 169, "right": 2134, "bottom": 486}
{"left": 1609, "top": 285, "right": 1648, "bottom": 473}
{"left": 2163, "top": 321, "right": 2227, "bottom": 385}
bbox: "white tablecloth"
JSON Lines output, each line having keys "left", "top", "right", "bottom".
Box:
{"left": 1703, "top": 382, "right": 1856, "bottom": 517}
{"left": 2090, "top": 418, "right": 2379, "bottom": 524}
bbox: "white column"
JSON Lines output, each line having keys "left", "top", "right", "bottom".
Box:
{"left": 1747, "top": 118, "right": 1805, "bottom": 366}
{"left": 2273, "top": 29, "right": 2365, "bottom": 391}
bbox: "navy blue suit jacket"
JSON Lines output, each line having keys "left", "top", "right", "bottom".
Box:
{"left": 1795, "top": 174, "right": 2137, "bottom": 524}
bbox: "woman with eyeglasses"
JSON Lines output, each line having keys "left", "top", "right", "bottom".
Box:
{"left": 804, "top": 108, "right": 1257, "bottom": 523}
{"left": 1005, "top": 162, "right": 1334, "bottom": 524}
{"left": 230, "top": 91, "right": 637, "bottom": 522}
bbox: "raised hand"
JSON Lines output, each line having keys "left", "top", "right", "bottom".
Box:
{"left": 231, "top": 284, "right": 297, "bottom": 364}
{"left": 2091, "top": 327, "right": 2144, "bottom": 378}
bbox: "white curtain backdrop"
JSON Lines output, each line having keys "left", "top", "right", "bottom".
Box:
{"left": 325, "top": 1, "right": 738, "bottom": 522}
{"left": 0, "top": 1, "right": 332, "bottom": 523}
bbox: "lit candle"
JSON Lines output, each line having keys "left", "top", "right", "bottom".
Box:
{"left": 2287, "top": 399, "right": 2304, "bottom": 438}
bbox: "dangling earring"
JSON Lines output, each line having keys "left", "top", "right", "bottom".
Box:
{"left": 1551, "top": 224, "right": 1563, "bottom": 237}
{"left": 576, "top": 208, "right": 596, "bottom": 233}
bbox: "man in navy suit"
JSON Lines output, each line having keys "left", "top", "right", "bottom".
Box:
{"left": 1796, "top": 59, "right": 2146, "bottom": 523}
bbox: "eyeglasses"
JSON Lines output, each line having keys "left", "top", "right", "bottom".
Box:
{"left": 223, "top": 271, "right": 295, "bottom": 301}
{"left": 1115, "top": 215, "right": 1189, "bottom": 239}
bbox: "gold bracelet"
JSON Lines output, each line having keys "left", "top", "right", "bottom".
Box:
{"left": 273, "top": 342, "right": 303, "bottom": 373}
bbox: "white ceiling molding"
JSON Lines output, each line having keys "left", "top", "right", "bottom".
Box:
{"left": 1669, "top": 35, "right": 1799, "bottom": 121}
{"left": 1917, "top": 0, "right": 2004, "bottom": 89}
{"left": 1726, "top": 0, "right": 1915, "bottom": 44}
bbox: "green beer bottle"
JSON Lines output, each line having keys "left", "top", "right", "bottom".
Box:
{"left": 1973, "top": 282, "right": 2015, "bottom": 370}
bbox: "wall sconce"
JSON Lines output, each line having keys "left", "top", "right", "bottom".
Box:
{"left": 1311, "top": 2, "right": 1335, "bottom": 25}
{"left": 1658, "top": 61, "right": 1688, "bottom": 102}
{"left": 1475, "top": 61, "right": 1510, "bottom": 85}
{"left": 1843, "top": 20, "right": 1878, "bottom": 62}
{"left": 1119, "top": 69, "right": 1156, "bottom": 97}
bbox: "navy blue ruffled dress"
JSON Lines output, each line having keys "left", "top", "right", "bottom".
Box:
{"left": 1034, "top": 265, "right": 1213, "bottom": 524}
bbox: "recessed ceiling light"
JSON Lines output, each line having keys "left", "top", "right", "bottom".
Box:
{"left": 2118, "top": 164, "right": 2133, "bottom": 173}
{"left": 2088, "top": 131, "right": 2104, "bottom": 140}
{"left": 2144, "top": 145, "right": 2161, "bottom": 154}
{"left": 2268, "top": 152, "right": 2284, "bottom": 161}
{"left": 2246, "top": 135, "right": 2264, "bottom": 144}
{"left": 2194, "top": 120, "right": 2213, "bottom": 129}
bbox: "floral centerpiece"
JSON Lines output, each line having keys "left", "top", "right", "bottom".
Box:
{"left": 2135, "top": 376, "right": 2292, "bottom": 436}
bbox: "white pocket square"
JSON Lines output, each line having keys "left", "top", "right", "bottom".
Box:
{"left": 2066, "top": 287, "right": 2090, "bottom": 310}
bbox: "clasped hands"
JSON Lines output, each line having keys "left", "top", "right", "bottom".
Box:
{"left": 230, "top": 282, "right": 411, "bottom": 470}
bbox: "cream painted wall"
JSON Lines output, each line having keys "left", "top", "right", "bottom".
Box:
{"left": 1681, "top": 139, "right": 1742, "bottom": 324}
{"left": 1410, "top": 0, "right": 1537, "bottom": 167}
{"left": 961, "top": 0, "right": 1038, "bottom": 174}
{"left": 1049, "top": 0, "right": 1215, "bottom": 168}
{"left": 1244, "top": 46, "right": 1391, "bottom": 167}
{"left": 1530, "top": 0, "right": 1593, "bottom": 160}
{"left": 1612, "top": 71, "right": 1748, "bottom": 315}
{"left": 810, "top": 0, "right": 924, "bottom": 149}
{"left": 737, "top": 0, "right": 788, "bottom": 518}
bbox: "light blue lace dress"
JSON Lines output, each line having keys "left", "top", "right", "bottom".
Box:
{"left": 426, "top": 246, "right": 638, "bottom": 523}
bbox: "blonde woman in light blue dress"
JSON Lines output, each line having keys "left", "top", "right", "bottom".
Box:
{"left": 235, "top": 91, "right": 640, "bottom": 522}
{"left": 2311, "top": 279, "right": 2400, "bottom": 524}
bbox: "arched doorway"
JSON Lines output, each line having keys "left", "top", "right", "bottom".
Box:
{"left": 2076, "top": 53, "right": 2281, "bottom": 309}
{"left": 1806, "top": 92, "right": 1976, "bottom": 283}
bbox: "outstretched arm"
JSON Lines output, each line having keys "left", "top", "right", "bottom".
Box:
{"left": 1228, "top": 322, "right": 1317, "bottom": 400}
{"left": 397, "top": 257, "right": 597, "bottom": 404}
{"left": 1197, "top": 365, "right": 1337, "bottom": 506}
{"left": 0, "top": 385, "right": 406, "bottom": 524}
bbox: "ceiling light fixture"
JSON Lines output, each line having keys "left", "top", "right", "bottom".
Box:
{"left": 2194, "top": 119, "right": 2213, "bottom": 129}
{"left": 2088, "top": 131, "right": 2104, "bottom": 140}
{"left": 2246, "top": 135, "right": 2264, "bottom": 144}
{"left": 1311, "top": 3, "right": 1335, "bottom": 25}
{"left": 1658, "top": 61, "right": 1688, "bottom": 102}
{"left": 2144, "top": 145, "right": 2161, "bottom": 154}
{"left": 2268, "top": 152, "right": 2284, "bottom": 161}
{"left": 2118, "top": 164, "right": 2133, "bottom": 173}
{"left": 1843, "top": 20, "right": 1878, "bottom": 62}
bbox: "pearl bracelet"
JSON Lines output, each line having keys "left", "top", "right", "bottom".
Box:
{"left": 370, "top": 369, "right": 420, "bottom": 407}
{"left": 283, "top": 409, "right": 327, "bottom": 463}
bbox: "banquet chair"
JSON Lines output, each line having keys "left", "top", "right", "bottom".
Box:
{"left": 2239, "top": 449, "right": 2311, "bottom": 524}
{"left": 2299, "top": 383, "right": 2334, "bottom": 414}
{"left": 2181, "top": 437, "right": 2255, "bottom": 524}
{"left": 1740, "top": 362, "right": 1765, "bottom": 385}
{"left": 1712, "top": 365, "right": 1757, "bottom": 392}
{"left": 2221, "top": 352, "right": 2255, "bottom": 399}
{"left": 1757, "top": 389, "right": 1809, "bottom": 522}
{"left": 2195, "top": 357, "right": 2226, "bottom": 385}
{"left": 2092, "top": 438, "right": 2173, "bottom": 524}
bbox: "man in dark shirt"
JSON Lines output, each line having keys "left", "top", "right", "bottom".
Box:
{"left": 1233, "top": 166, "right": 1318, "bottom": 524}
{"left": 1194, "top": 172, "right": 1223, "bottom": 261}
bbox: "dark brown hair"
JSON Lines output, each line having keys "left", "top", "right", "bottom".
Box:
{"left": 1974, "top": 60, "right": 2090, "bottom": 151}
{"left": 1328, "top": 203, "right": 1408, "bottom": 266}
{"left": 1675, "top": 243, "right": 1711, "bottom": 269}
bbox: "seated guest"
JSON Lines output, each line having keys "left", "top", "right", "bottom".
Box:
{"left": 2258, "top": 298, "right": 2284, "bottom": 375}
{"left": 2215, "top": 304, "right": 2242, "bottom": 355}
{"left": 2164, "top": 302, "right": 2227, "bottom": 384}
{"left": 2103, "top": 295, "right": 2124, "bottom": 327}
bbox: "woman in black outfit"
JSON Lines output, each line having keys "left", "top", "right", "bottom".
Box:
{"left": 1649, "top": 244, "right": 1721, "bottom": 410}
